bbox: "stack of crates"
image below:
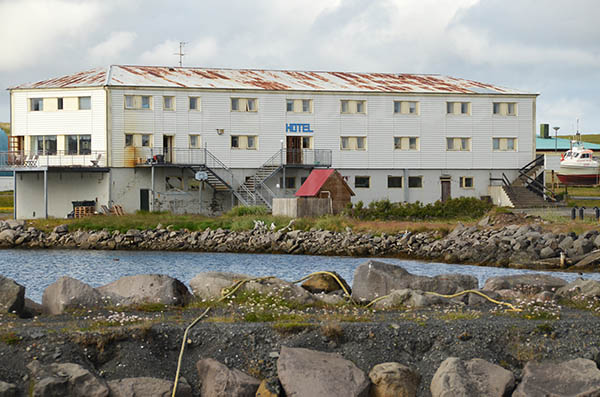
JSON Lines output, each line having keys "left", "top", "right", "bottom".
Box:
{"left": 72, "top": 201, "right": 96, "bottom": 218}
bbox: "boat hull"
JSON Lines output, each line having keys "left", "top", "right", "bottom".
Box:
{"left": 557, "top": 172, "right": 600, "bottom": 185}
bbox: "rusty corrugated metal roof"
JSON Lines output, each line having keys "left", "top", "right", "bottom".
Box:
{"left": 11, "top": 65, "right": 533, "bottom": 95}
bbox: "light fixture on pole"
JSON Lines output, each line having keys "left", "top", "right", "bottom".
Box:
{"left": 553, "top": 126, "right": 560, "bottom": 152}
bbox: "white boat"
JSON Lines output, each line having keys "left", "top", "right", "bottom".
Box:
{"left": 557, "top": 142, "right": 600, "bottom": 185}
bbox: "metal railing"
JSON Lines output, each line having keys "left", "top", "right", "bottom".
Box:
{"left": 283, "top": 149, "right": 332, "bottom": 167}
{"left": 0, "top": 150, "right": 106, "bottom": 169}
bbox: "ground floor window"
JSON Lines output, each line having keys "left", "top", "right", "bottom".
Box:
{"left": 460, "top": 176, "right": 474, "bottom": 188}
{"left": 30, "top": 135, "right": 57, "bottom": 155}
{"left": 387, "top": 176, "right": 402, "bottom": 188}
{"left": 355, "top": 176, "right": 370, "bottom": 188}
{"left": 408, "top": 176, "right": 423, "bottom": 188}
{"left": 231, "top": 135, "right": 258, "bottom": 150}
{"left": 279, "top": 177, "right": 296, "bottom": 189}
{"left": 66, "top": 135, "right": 91, "bottom": 155}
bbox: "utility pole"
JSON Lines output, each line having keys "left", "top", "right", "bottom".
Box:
{"left": 174, "top": 42, "right": 187, "bottom": 67}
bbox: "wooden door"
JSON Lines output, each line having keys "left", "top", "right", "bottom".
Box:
{"left": 441, "top": 180, "right": 451, "bottom": 202}
{"left": 140, "top": 189, "right": 150, "bottom": 211}
{"left": 163, "top": 136, "right": 173, "bottom": 163}
{"left": 286, "top": 136, "right": 302, "bottom": 164}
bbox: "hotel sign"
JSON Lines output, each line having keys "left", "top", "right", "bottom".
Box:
{"left": 286, "top": 123, "right": 314, "bottom": 133}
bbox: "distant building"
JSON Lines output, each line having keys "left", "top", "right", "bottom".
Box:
{"left": 0, "top": 128, "right": 13, "bottom": 191}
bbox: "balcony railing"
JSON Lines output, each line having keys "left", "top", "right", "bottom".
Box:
{"left": 0, "top": 150, "right": 106, "bottom": 169}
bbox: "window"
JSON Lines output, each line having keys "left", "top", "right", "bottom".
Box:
{"left": 394, "top": 137, "right": 419, "bottom": 151}
{"left": 355, "top": 176, "right": 370, "bottom": 188}
{"left": 302, "top": 136, "right": 312, "bottom": 149}
{"left": 57, "top": 98, "right": 63, "bottom": 110}
{"left": 388, "top": 176, "right": 402, "bottom": 188}
{"left": 408, "top": 176, "right": 423, "bottom": 188}
{"left": 231, "top": 98, "right": 258, "bottom": 112}
{"left": 285, "top": 177, "right": 296, "bottom": 189}
{"left": 460, "top": 176, "right": 474, "bottom": 189}
{"left": 125, "top": 134, "right": 133, "bottom": 147}
{"left": 66, "top": 135, "right": 91, "bottom": 155}
{"left": 393, "top": 101, "right": 419, "bottom": 115}
{"left": 163, "top": 96, "right": 175, "bottom": 111}
{"left": 30, "top": 135, "right": 57, "bottom": 155}
{"left": 446, "top": 137, "right": 471, "bottom": 151}
{"left": 340, "top": 136, "right": 367, "bottom": 151}
{"left": 231, "top": 135, "right": 258, "bottom": 150}
{"left": 30, "top": 98, "right": 43, "bottom": 111}
{"left": 189, "top": 97, "right": 201, "bottom": 111}
{"left": 493, "top": 137, "right": 517, "bottom": 151}
{"left": 286, "top": 99, "right": 313, "bottom": 113}
{"left": 189, "top": 135, "right": 201, "bottom": 148}
{"left": 78, "top": 96, "right": 91, "bottom": 110}
{"left": 340, "top": 100, "right": 366, "bottom": 114}
{"left": 141, "top": 134, "right": 151, "bottom": 147}
{"left": 124, "top": 95, "right": 152, "bottom": 110}
{"left": 446, "top": 102, "right": 470, "bottom": 115}
{"left": 493, "top": 102, "right": 517, "bottom": 116}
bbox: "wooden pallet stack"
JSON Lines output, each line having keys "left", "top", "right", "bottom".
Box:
{"left": 73, "top": 206, "right": 94, "bottom": 218}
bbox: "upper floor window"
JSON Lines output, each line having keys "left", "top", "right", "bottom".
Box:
{"left": 447, "top": 137, "right": 471, "bottom": 151}
{"left": 286, "top": 99, "right": 312, "bottom": 113}
{"left": 231, "top": 98, "right": 257, "bottom": 112}
{"left": 189, "top": 134, "right": 201, "bottom": 148}
{"left": 78, "top": 96, "right": 91, "bottom": 110}
{"left": 340, "top": 136, "right": 367, "bottom": 151}
{"left": 493, "top": 137, "right": 517, "bottom": 151}
{"left": 394, "top": 137, "right": 419, "bottom": 151}
{"left": 231, "top": 135, "right": 258, "bottom": 149}
{"left": 341, "top": 100, "right": 366, "bottom": 114}
{"left": 30, "top": 135, "right": 57, "bottom": 155}
{"left": 189, "top": 97, "right": 201, "bottom": 111}
{"left": 493, "top": 102, "right": 517, "bottom": 116}
{"left": 30, "top": 98, "right": 43, "bottom": 111}
{"left": 57, "top": 98, "right": 64, "bottom": 110}
{"left": 163, "top": 96, "right": 175, "bottom": 111}
{"left": 393, "top": 101, "right": 419, "bottom": 115}
{"left": 447, "top": 101, "right": 470, "bottom": 115}
{"left": 124, "top": 133, "right": 152, "bottom": 147}
{"left": 124, "top": 95, "right": 152, "bottom": 110}
{"left": 66, "top": 135, "right": 91, "bottom": 155}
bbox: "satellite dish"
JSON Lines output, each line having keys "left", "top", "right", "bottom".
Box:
{"left": 195, "top": 171, "right": 208, "bottom": 181}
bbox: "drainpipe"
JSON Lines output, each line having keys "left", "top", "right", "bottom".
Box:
{"left": 151, "top": 165, "right": 155, "bottom": 212}
{"left": 13, "top": 172, "right": 16, "bottom": 220}
{"left": 44, "top": 169, "right": 48, "bottom": 219}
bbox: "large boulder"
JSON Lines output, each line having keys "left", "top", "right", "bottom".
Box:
{"left": 482, "top": 274, "right": 567, "bottom": 294}
{"left": 0, "top": 381, "right": 17, "bottom": 397}
{"left": 97, "top": 274, "right": 191, "bottom": 306}
{"left": 0, "top": 229, "right": 16, "bottom": 246}
{"left": 0, "top": 275, "right": 25, "bottom": 316}
{"left": 430, "top": 357, "right": 515, "bottom": 397}
{"left": 189, "top": 272, "right": 249, "bottom": 300}
{"left": 372, "top": 289, "right": 444, "bottom": 309}
{"left": 42, "top": 276, "right": 104, "bottom": 315}
{"left": 27, "top": 361, "right": 109, "bottom": 397}
{"left": 352, "top": 260, "right": 477, "bottom": 302}
{"left": 108, "top": 377, "right": 192, "bottom": 397}
{"left": 277, "top": 346, "right": 370, "bottom": 397}
{"left": 513, "top": 358, "right": 600, "bottom": 397}
{"left": 196, "top": 358, "right": 260, "bottom": 397}
{"left": 556, "top": 279, "right": 600, "bottom": 299}
{"left": 369, "top": 362, "right": 420, "bottom": 397}
{"left": 301, "top": 271, "right": 351, "bottom": 294}
{"left": 573, "top": 250, "right": 600, "bottom": 269}
{"left": 242, "top": 277, "right": 317, "bottom": 305}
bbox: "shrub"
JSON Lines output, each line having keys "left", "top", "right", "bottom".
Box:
{"left": 226, "top": 206, "right": 268, "bottom": 217}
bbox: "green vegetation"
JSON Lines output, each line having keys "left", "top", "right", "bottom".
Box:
{"left": 0, "top": 122, "right": 10, "bottom": 135}
{"left": 558, "top": 134, "right": 600, "bottom": 145}
{"left": 0, "top": 331, "right": 21, "bottom": 345}
{"left": 0, "top": 192, "right": 13, "bottom": 213}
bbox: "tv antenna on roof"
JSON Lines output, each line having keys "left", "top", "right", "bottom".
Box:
{"left": 174, "top": 41, "right": 187, "bottom": 67}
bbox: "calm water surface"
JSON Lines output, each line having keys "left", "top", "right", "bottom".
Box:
{"left": 1, "top": 249, "right": 598, "bottom": 302}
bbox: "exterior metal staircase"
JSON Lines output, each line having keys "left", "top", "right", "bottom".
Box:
{"left": 501, "top": 155, "right": 559, "bottom": 208}
{"left": 235, "top": 151, "right": 283, "bottom": 210}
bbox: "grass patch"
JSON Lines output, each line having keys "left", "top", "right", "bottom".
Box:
{"left": 0, "top": 331, "right": 21, "bottom": 345}
{"left": 536, "top": 323, "right": 554, "bottom": 334}
{"left": 320, "top": 322, "right": 344, "bottom": 342}
{"left": 436, "top": 310, "right": 481, "bottom": 321}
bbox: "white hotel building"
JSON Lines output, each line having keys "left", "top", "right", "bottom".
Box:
{"left": 5, "top": 65, "right": 538, "bottom": 218}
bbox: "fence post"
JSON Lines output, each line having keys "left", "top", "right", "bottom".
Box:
{"left": 571, "top": 207, "right": 577, "bottom": 220}
{"left": 579, "top": 206, "right": 585, "bottom": 220}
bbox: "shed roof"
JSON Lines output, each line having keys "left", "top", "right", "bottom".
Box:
{"left": 295, "top": 169, "right": 335, "bottom": 197}
{"left": 536, "top": 136, "right": 600, "bottom": 151}
{"left": 11, "top": 65, "right": 533, "bottom": 95}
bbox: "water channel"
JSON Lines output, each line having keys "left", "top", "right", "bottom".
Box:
{"left": 1, "top": 249, "right": 598, "bottom": 303}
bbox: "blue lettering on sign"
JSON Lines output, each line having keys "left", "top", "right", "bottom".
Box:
{"left": 286, "top": 123, "right": 314, "bottom": 133}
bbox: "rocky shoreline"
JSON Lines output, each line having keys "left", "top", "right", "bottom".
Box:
{"left": 2, "top": 217, "right": 600, "bottom": 271}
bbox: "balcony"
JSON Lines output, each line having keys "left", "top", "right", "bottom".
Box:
{"left": 0, "top": 150, "right": 107, "bottom": 170}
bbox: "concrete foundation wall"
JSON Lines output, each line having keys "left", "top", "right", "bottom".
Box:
{"left": 488, "top": 185, "right": 514, "bottom": 207}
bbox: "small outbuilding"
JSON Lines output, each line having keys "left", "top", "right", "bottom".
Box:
{"left": 272, "top": 169, "right": 354, "bottom": 217}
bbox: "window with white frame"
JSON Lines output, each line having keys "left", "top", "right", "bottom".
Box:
{"left": 231, "top": 98, "right": 257, "bottom": 112}
{"left": 388, "top": 176, "right": 402, "bottom": 188}
{"left": 493, "top": 137, "right": 517, "bottom": 151}
{"left": 124, "top": 133, "right": 152, "bottom": 147}
{"left": 493, "top": 102, "right": 517, "bottom": 116}
{"left": 78, "top": 96, "right": 91, "bottom": 110}
{"left": 446, "top": 137, "right": 471, "bottom": 151}
{"left": 66, "top": 135, "right": 91, "bottom": 155}
{"left": 125, "top": 134, "right": 133, "bottom": 147}
{"left": 124, "top": 95, "right": 152, "bottom": 110}
{"left": 355, "top": 176, "right": 370, "bottom": 188}
{"left": 393, "top": 101, "right": 419, "bottom": 115}
{"left": 341, "top": 100, "right": 366, "bottom": 114}
{"left": 460, "top": 176, "right": 474, "bottom": 189}
{"left": 189, "top": 97, "right": 201, "bottom": 111}
{"left": 189, "top": 134, "right": 201, "bottom": 148}
{"left": 302, "top": 136, "right": 313, "bottom": 149}
{"left": 30, "top": 98, "right": 43, "bottom": 111}
{"left": 30, "top": 135, "right": 57, "bottom": 155}
{"left": 57, "top": 98, "right": 64, "bottom": 110}
{"left": 340, "top": 136, "right": 367, "bottom": 150}
{"left": 141, "top": 134, "right": 152, "bottom": 147}
{"left": 394, "top": 137, "right": 419, "bottom": 151}
{"left": 231, "top": 135, "right": 258, "bottom": 149}
{"left": 163, "top": 96, "right": 175, "bottom": 111}
{"left": 446, "top": 101, "right": 470, "bottom": 115}
{"left": 408, "top": 176, "right": 423, "bottom": 188}
{"left": 286, "top": 99, "right": 313, "bottom": 113}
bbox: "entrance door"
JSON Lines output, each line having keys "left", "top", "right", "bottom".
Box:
{"left": 286, "top": 136, "right": 302, "bottom": 164}
{"left": 163, "top": 136, "right": 173, "bottom": 163}
{"left": 140, "top": 189, "right": 150, "bottom": 211}
{"left": 441, "top": 179, "right": 451, "bottom": 202}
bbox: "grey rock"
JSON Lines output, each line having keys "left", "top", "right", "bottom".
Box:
{"left": 482, "top": 274, "right": 567, "bottom": 294}
{"left": 467, "top": 290, "right": 501, "bottom": 306}
{"left": 559, "top": 236, "right": 574, "bottom": 251}
{"left": 196, "top": 358, "right": 260, "bottom": 397}
{"left": 513, "top": 358, "right": 600, "bottom": 397}
{"left": 108, "top": 377, "right": 192, "bottom": 397}
{"left": 594, "top": 234, "right": 600, "bottom": 248}
{"left": 372, "top": 289, "right": 444, "bottom": 309}
{"left": 277, "top": 346, "right": 369, "bottom": 397}
{"left": 369, "top": 362, "right": 420, "bottom": 397}
{"left": 0, "top": 229, "right": 16, "bottom": 244}
{"left": 0, "top": 275, "right": 25, "bottom": 316}
{"left": 27, "top": 361, "right": 109, "bottom": 397}
{"left": 242, "top": 277, "right": 317, "bottom": 305}
{"left": 430, "top": 357, "right": 515, "bottom": 397}
{"left": 573, "top": 237, "right": 595, "bottom": 256}
{"left": 53, "top": 224, "right": 68, "bottom": 234}
{"left": 556, "top": 278, "right": 600, "bottom": 299}
{"left": 42, "top": 276, "right": 104, "bottom": 315}
{"left": 189, "top": 272, "right": 249, "bottom": 300}
{"left": 573, "top": 250, "right": 600, "bottom": 269}
{"left": 4, "top": 220, "right": 24, "bottom": 230}
{"left": 98, "top": 274, "right": 191, "bottom": 306}
{"left": 539, "top": 246, "right": 556, "bottom": 259}
{"left": 0, "top": 381, "right": 17, "bottom": 397}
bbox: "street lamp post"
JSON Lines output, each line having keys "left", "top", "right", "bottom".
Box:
{"left": 553, "top": 126, "right": 560, "bottom": 152}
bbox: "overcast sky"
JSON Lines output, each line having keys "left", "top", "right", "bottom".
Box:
{"left": 1, "top": 0, "right": 599, "bottom": 134}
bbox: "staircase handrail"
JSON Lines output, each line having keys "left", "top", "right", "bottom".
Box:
{"left": 520, "top": 154, "right": 545, "bottom": 176}
{"left": 204, "top": 147, "right": 255, "bottom": 205}
{"left": 517, "top": 170, "right": 557, "bottom": 202}
{"left": 501, "top": 173, "right": 512, "bottom": 187}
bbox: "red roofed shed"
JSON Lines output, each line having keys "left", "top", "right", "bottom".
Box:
{"left": 295, "top": 169, "right": 354, "bottom": 214}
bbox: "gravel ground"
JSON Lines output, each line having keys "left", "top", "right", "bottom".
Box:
{"left": 1, "top": 303, "right": 600, "bottom": 396}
